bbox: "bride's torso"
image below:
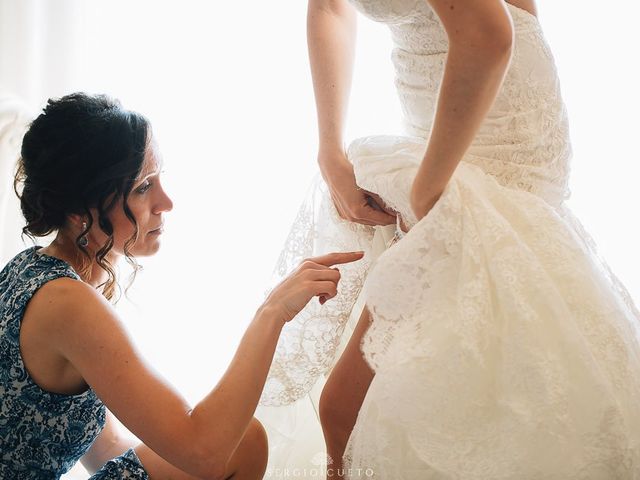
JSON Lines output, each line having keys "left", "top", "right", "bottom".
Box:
{"left": 348, "top": 0, "right": 572, "bottom": 206}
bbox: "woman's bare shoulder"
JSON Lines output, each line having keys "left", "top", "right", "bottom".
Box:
{"left": 25, "top": 276, "right": 112, "bottom": 335}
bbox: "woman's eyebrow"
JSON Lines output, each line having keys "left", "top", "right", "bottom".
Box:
{"left": 137, "top": 162, "right": 164, "bottom": 181}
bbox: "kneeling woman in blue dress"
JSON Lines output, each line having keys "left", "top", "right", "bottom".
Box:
{"left": 0, "top": 92, "right": 363, "bottom": 479}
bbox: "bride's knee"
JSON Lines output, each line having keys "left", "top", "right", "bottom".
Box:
{"left": 319, "top": 379, "right": 348, "bottom": 432}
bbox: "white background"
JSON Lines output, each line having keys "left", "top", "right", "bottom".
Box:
{"left": 1, "top": 1, "right": 639, "bottom": 471}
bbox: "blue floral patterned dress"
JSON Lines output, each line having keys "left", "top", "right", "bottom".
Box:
{"left": 0, "top": 246, "right": 149, "bottom": 479}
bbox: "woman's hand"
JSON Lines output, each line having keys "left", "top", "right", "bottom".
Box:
{"left": 319, "top": 150, "right": 396, "bottom": 227}
{"left": 264, "top": 251, "right": 365, "bottom": 324}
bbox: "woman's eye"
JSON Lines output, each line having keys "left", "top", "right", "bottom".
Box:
{"left": 136, "top": 181, "right": 152, "bottom": 194}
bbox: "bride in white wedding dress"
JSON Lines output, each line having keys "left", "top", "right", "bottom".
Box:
{"left": 257, "top": 0, "right": 640, "bottom": 478}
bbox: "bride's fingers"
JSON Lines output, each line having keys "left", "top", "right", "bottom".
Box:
{"left": 348, "top": 200, "right": 396, "bottom": 226}
{"left": 339, "top": 202, "right": 378, "bottom": 226}
{"left": 361, "top": 194, "right": 397, "bottom": 226}
{"left": 329, "top": 187, "right": 378, "bottom": 226}
{"left": 347, "top": 215, "right": 378, "bottom": 227}
{"left": 358, "top": 206, "right": 396, "bottom": 226}
{"left": 399, "top": 216, "right": 410, "bottom": 233}
{"left": 366, "top": 191, "right": 396, "bottom": 215}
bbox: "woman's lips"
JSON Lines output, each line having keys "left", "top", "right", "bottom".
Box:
{"left": 149, "top": 223, "right": 164, "bottom": 234}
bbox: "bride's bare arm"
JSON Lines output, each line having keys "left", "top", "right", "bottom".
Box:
{"left": 410, "top": 0, "right": 514, "bottom": 219}
{"left": 308, "top": 0, "right": 356, "bottom": 157}
{"left": 308, "top": 0, "right": 396, "bottom": 226}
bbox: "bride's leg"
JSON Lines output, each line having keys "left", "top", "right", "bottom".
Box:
{"left": 319, "top": 307, "right": 374, "bottom": 475}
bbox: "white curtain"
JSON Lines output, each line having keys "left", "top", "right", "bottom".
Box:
{"left": 0, "top": 0, "right": 87, "bottom": 264}
{"left": 0, "top": 0, "right": 85, "bottom": 106}
{"left": 0, "top": 94, "right": 31, "bottom": 263}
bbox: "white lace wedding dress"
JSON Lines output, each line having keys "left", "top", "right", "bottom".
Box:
{"left": 257, "top": 2, "right": 640, "bottom": 478}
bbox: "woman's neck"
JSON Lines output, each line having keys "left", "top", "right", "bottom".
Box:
{"left": 40, "top": 232, "right": 118, "bottom": 289}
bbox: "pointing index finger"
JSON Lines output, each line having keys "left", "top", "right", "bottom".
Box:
{"left": 311, "top": 251, "right": 365, "bottom": 267}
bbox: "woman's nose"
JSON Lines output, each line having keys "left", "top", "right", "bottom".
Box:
{"left": 160, "top": 190, "right": 174, "bottom": 213}
{"left": 154, "top": 185, "right": 174, "bottom": 213}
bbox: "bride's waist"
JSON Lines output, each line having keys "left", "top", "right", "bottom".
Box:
{"left": 403, "top": 109, "right": 571, "bottom": 159}
{"left": 463, "top": 155, "right": 570, "bottom": 205}
{"left": 350, "top": 138, "right": 571, "bottom": 212}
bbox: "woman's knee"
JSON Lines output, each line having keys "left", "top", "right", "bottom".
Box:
{"left": 224, "top": 417, "right": 268, "bottom": 479}
{"left": 243, "top": 417, "right": 268, "bottom": 465}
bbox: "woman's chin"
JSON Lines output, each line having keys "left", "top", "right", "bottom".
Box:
{"left": 130, "top": 237, "right": 163, "bottom": 258}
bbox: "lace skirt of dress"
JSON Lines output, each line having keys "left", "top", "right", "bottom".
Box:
{"left": 256, "top": 169, "right": 396, "bottom": 474}
{"left": 259, "top": 135, "right": 640, "bottom": 478}
{"left": 344, "top": 137, "right": 640, "bottom": 478}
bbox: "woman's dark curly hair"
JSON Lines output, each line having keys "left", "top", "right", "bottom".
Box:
{"left": 13, "top": 92, "right": 150, "bottom": 302}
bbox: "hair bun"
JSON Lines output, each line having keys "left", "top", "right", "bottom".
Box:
{"left": 13, "top": 92, "right": 150, "bottom": 301}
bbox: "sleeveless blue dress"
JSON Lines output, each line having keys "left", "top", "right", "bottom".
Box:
{"left": 0, "top": 246, "right": 149, "bottom": 479}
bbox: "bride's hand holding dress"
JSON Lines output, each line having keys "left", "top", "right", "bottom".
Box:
{"left": 309, "top": 0, "right": 396, "bottom": 227}
{"left": 319, "top": 149, "right": 397, "bottom": 226}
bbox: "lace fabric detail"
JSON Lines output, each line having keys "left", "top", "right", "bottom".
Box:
{"left": 259, "top": 178, "right": 375, "bottom": 406}
{"left": 344, "top": 162, "right": 640, "bottom": 478}
{"left": 389, "top": 3, "right": 573, "bottom": 209}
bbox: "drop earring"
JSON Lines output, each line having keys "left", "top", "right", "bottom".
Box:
{"left": 78, "top": 222, "right": 89, "bottom": 248}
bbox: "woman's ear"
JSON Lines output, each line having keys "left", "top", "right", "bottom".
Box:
{"left": 68, "top": 213, "right": 85, "bottom": 227}
{"left": 68, "top": 213, "right": 92, "bottom": 232}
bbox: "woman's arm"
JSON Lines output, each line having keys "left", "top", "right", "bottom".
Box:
{"left": 80, "top": 410, "right": 137, "bottom": 474}
{"left": 410, "top": 0, "right": 514, "bottom": 219}
{"left": 34, "top": 251, "right": 362, "bottom": 480}
{"left": 82, "top": 410, "right": 201, "bottom": 479}
{"left": 45, "top": 281, "right": 279, "bottom": 480}
{"left": 308, "top": 0, "right": 396, "bottom": 226}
